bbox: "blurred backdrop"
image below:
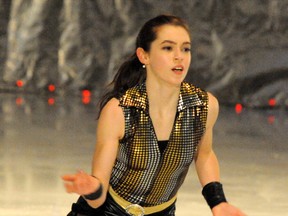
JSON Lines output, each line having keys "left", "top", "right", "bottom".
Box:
{"left": 0, "top": 0, "right": 288, "bottom": 107}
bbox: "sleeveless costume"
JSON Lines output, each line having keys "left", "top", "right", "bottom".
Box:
{"left": 67, "top": 82, "right": 208, "bottom": 216}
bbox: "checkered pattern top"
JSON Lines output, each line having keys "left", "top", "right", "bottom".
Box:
{"left": 109, "top": 82, "right": 208, "bottom": 207}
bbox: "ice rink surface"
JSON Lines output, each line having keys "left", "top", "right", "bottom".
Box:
{"left": 0, "top": 94, "right": 287, "bottom": 216}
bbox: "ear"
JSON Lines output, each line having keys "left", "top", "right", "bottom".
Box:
{"left": 136, "top": 47, "right": 149, "bottom": 65}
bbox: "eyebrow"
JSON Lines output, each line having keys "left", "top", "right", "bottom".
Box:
{"left": 161, "top": 40, "right": 191, "bottom": 45}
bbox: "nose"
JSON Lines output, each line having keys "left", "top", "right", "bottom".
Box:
{"left": 174, "top": 56, "right": 183, "bottom": 61}
{"left": 174, "top": 49, "right": 183, "bottom": 61}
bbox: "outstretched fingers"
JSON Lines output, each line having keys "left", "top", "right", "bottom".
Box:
{"left": 62, "top": 171, "right": 99, "bottom": 195}
{"left": 61, "top": 174, "right": 77, "bottom": 181}
{"left": 63, "top": 182, "right": 76, "bottom": 193}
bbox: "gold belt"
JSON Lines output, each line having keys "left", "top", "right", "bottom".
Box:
{"left": 108, "top": 187, "right": 177, "bottom": 216}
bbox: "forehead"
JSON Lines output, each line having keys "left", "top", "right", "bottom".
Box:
{"left": 154, "top": 24, "right": 191, "bottom": 43}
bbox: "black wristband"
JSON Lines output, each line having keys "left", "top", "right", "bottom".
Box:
{"left": 202, "top": 181, "right": 227, "bottom": 209}
{"left": 83, "top": 176, "right": 103, "bottom": 200}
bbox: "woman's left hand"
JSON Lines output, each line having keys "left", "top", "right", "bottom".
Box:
{"left": 212, "top": 202, "right": 247, "bottom": 216}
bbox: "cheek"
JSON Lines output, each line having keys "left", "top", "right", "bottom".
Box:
{"left": 157, "top": 55, "right": 171, "bottom": 65}
{"left": 150, "top": 54, "right": 169, "bottom": 68}
{"left": 185, "top": 55, "right": 191, "bottom": 66}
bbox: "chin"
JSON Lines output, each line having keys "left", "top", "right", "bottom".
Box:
{"left": 169, "top": 80, "right": 183, "bottom": 87}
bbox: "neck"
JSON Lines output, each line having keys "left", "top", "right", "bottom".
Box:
{"left": 146, "top": 79, "right": 181, "bottom": 112}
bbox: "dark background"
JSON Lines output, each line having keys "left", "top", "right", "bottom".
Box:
{"left": 0, "top": 0, "right": 287, "bottom": 107}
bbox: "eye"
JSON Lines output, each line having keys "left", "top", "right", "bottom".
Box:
{"left": 182, "top": 47, "right": 191, "bottom": 52}
{"left": 162, "top": 46, "right": 173, "bottom": 51}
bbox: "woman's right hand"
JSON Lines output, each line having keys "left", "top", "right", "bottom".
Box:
{"left": 62, "top": 170, "right": 101, "bottom": 196}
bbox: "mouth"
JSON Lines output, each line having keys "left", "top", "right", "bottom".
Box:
{"left": 172, "top": 66, "right": 184, "bottom": 73}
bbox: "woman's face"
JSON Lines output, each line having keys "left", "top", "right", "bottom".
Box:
{"left": 145, "top": 24, "right": 191, "bottom": 87}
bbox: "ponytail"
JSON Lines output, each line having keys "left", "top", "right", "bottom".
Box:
{"left": 97, "top": 53, "right": 146, "bottom": 117}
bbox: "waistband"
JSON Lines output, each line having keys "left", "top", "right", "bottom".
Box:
{"left": 108, "top": 187, "right": 177, "bottom": 215}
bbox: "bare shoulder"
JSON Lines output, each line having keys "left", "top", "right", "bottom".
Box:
{"left": 207, "top": 92, "right": 219, "bottom": 111}
{"left": 99, "top": 98, "right": 123, "bottom": 118}
{"left": 206, "top": 92, "right": 219, "bottom": 129}
{"left": 97, "top": 98, "right": 124, "bottom": 140}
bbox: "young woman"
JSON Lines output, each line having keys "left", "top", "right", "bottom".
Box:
{"left": 62, "top": 14, "right": 246, "bottom": 216}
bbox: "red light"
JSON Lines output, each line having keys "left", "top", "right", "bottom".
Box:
{"left": 48, "top": 84, "right": 56, "bottom": 92}
{"left": 48, "top": 98, "right": 55, "bottom": 105}
{"left": 268, "top": 98, "right": 276, "bottom": 107}
{"left": 268, "top": 115, "right": 275, "bottom": 124}
{"left": 82, "top": 96, "right": 91, "bottom": 105}
{"left": 82, "top": 90, "right": 91, "bottom": 97}
{"left": 235, "top": 103, "right": 243, "bottom": 114}
{"left": 16, "top": 80, "right": 23, "bottom": 88}
{"left": 16, "top": 97, "right": 23, "bottom": 106}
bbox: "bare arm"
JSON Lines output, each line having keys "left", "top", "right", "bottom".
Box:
{"left": 195, "top": 92, "right": 246, "bottom": 216}
{"left": 62, "top": 98, "right": 124, "bottom": 208}
{"left": 195, "top": 92, "right": 220, "bottom": 186}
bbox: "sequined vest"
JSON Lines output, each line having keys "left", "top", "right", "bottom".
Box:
{"left": 109, "top": 82, "right": 208, "bottom": 207}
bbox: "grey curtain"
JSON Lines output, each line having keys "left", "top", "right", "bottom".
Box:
{"left": 0, "top": 0, "right": 287, "bottom": 107}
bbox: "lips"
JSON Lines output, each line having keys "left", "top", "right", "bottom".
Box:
{"left": 172, "top": 65, "right": 184, "bottom": 73}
